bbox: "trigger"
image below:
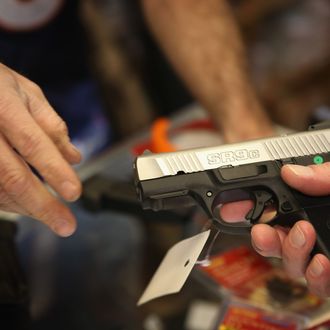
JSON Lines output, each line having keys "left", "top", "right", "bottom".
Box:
{"left": 245, "top": 190, "right": 273, "bottom": 223}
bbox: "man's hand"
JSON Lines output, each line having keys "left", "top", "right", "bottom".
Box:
{"left": 220, "top": 163, "right": 330, "bottom": 297}
{"left": 0, "top": 63, "right": 82, "bottom": 237}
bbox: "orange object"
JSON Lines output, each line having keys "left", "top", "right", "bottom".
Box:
{"left": 132, "top": 116, "right": 216, "bottom": 155}
{"left": 150, "top": 117, "right": 177, "bottom": 153}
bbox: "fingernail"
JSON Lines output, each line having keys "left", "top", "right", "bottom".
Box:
{"left": 70, "top": 144, "right": 81, "bottom": 156}
{"left": 61, "top": 181, "right": 81, "bottom": 201}
{"left": 52, "top": 220, "right": 75, "bottom": 237}
{"left": 69, "top": 144, "right": 82, "bottom": 163}
{"left": 309, "top": 258, "right": 324, "bottom": 277}
{"left": 289, "top": 224, "right": 306, "bottom": 248}
{"left": 251, "top": 240, "right": 264, "bottom": 254}
{"left": 287, "top": 165, "right": 313, "bottom": 178}
{"left": 252, "top": 240, "right": 281, "bottom": 258}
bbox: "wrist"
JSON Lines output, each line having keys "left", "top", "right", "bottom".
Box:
{"left": 212, "top": 101, "right": 274, "bottom": 143}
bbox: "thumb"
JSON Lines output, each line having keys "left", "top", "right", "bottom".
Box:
{"left": 281, "top": 163, "right": 330, "bottom": 196}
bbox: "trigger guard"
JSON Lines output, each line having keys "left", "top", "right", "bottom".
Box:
{"left": 212, "top": 218, "right": 252, "bottom": 235}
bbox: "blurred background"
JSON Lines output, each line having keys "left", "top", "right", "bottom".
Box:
{"left": 1, "top": 0, "right": 329, "bottom": 330}
{"left": 81, "top": 0, "right": 330, "bottom": 137}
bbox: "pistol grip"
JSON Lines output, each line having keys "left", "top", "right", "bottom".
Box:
{"left": 305, "top": 206, "right": 330, "bottom": 258}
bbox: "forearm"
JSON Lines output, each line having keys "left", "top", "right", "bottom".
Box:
{"left": 141, "top": 0, "right": 273, "bottom": 142}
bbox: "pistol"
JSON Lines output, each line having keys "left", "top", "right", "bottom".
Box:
{"left": 134, "top": 122, "right": 330, "bottom": 258}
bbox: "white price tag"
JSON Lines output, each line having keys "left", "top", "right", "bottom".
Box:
{"left": 138, "top": 230, "right": 210, "bottom": 306}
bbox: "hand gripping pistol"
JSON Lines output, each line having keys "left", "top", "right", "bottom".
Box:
{"left": 134, "top": 122, "right": 330, "bottom": 258}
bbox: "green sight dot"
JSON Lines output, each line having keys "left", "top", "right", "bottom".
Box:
{"left": 313, "top": 155, "right": 324, "bottom": 164}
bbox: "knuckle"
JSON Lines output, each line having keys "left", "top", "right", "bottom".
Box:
{"left": 34, "top": 200, "right": 62, "bottom": 227}
{"left": 36, "top": 203, "right": 54, "bottom": 221}
{"left": 25, "top": 80, "right": 43, "bottom": 97}
{"left": 0, "top": 63, "right": 16, "bottom": 82}
{"left": 50, "top": 119, "right": 70, "bottom": 147}
{"left": 19, "top": 130, "right": 44, "bottom": 159}
{"left": 1, "top": 169, "right": 29, "bottom": 197}
{"left": 0, "top": 186, "right": 12, "bottom": 205}
{"left": 24, "top": 83, "right": 45, "bottom": 110}
{"left": 0, "top": 90, "right": 17, "bottom": 117}
{"left": 53, "top": 119, "right": 69, "bottom": 139}
{"left": 39, "top": 157, "right": 61, "bottom": 179}
{"left": 38, "top": 153, "right": 71, "bottom": 185}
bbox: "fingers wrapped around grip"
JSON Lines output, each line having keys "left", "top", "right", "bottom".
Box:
{"left": 281, "top": 163, "right": 330, "bottom": 196}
